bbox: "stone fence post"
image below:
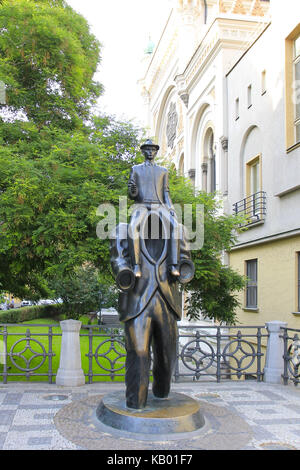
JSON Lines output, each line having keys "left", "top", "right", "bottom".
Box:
{"left": 56, "top": 319, "right": 85, "bottom": 387}
{"left": 264, "top": 321, "right": 287, "bottom": 384}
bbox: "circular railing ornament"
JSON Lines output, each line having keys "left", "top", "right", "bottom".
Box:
{"left": 94, "top": 338, "right": 126, "bottom": 373}
{"left": 222, "top": 331, "right": 256, "bottom": 378}
{"left": 9, "top": 329, "right": 47, "bottom": 373}
{"left": 180, "top": 336, "right": 215, "bottom": 379}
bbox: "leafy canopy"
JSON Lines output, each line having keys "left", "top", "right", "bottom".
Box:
{"left": 0, "top": 0, "right": 102, "bottom": 128}
{"left": 167, "top": 167, "right": 246, "bottom": 325}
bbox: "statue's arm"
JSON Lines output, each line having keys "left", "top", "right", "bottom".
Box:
{"left": 177, "top": 224, "right": 195, "bottom": 284}
{"left": 163, "top": 170, "right": 175, "bottom": 213}
{"left": 128, "top": 168, "right": 138, "bottom": 199}
{"left": 110, "top": 224, "right": 135, "bottom": 291}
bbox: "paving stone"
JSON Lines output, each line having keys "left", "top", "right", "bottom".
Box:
{"left": 257, "top": 408, "right": 279, "bottom": 415}
{"left": 256, "top": 390, "right": 286, "bottom": 401}
{"left": 0, "top": 381, "right": 300, "bottom": 450}
{"left": 10, "top": 425, "right": 56, "bottom": 431}
{"left": 3, "top": 394, "right": 22, "bottom": 405}
{"left": 283, "top": 404, "right": 300, "bottom": 414}
{"left": 27, "top": 437, "right": 52, "bottom": 446}
{"left": 0, "top": 432, "right": 6, "bottom": 448}
{"left": 0, "top": 410, "right": 15, "bottom": 426}
{"left": 254, "top": 418, "right": 300, "bottom": 425}
{"left": 250, "top": 425, "right": 276, "bottom": 441}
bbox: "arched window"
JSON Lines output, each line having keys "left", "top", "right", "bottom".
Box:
{"left": 203, "top": 128, "right": 216, "bottom": 193}
{"left": 178, "top": 154, "right": 184, "bottom": 176}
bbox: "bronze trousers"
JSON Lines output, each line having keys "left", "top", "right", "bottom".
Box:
{"left": 124, "top": 290, "right": 178, "bottom": 409}
{"left": 128, "top": 205, "right": 179, "bottom": 268}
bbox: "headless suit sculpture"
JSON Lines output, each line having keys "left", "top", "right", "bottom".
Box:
{"left": 110, "top": 140, "right": 195, "bottom": 410}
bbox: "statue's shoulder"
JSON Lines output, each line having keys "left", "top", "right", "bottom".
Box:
{"left": 156, "top": 165, "right": 168, "bottom": 173}
{"left": 131, "top": 163, "right": 144, "bottom": 172}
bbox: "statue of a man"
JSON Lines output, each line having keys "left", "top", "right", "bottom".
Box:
{"left": 110, "top": 140, "right": 194, "bottom": 410}
{"left": 128, "top": 139, "right": 180, "bottom": 279}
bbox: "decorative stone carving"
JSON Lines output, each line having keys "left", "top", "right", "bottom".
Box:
{"left": 231, "top": 0, "right": 246, "bottom": 15}
{"left": 250, "top": 0, "right": 264, "bottom": 17}
{"left": 188, "top": 168, "right": 196, "bottom": 179}
{"left": 219, "top": 0, "right": 227, "bottom": 13}
{"left": 220, "top": 136, "right": 228, "bottom": 151}
{"left": 201, "top": 162, "right": 208, "bottom": 173}
{"left": 166, "top": 102, "right": 178, "bottom": 149}
{"left": 180, "top": 93, "right": 189, "bottom": 107}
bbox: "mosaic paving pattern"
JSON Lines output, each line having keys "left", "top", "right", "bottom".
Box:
{"left": 0, "top": 381, "right": 300, "bottom": 450}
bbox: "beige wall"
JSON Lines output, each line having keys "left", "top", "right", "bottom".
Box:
{"left": 229, "top": 235, "right": 300, "bottom": 328}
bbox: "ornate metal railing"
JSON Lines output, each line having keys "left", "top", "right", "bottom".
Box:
{"left": 233, "top": 191, "right": 267, "bottom": 227}
{"left": 81, "top": 324, "right": 268, "bottom": 383}
{"left": 174, "top": 325, "right": 267, "bottom": 383}
{"left": 282, "top": 327, "right": 300, "bottom": 386}
{"left": 81, "top": 325, "right": 126, "bottom": 383}
{"left": 0, "top": 323, "right": 268, "bottom": 383}
{"left": 0, "top": 323, "right": 59, "bottom": 384}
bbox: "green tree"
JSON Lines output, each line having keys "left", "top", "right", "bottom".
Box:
{"left": 0, "top": 115, "right": 142, "bottom": 300}
{"left": 0, "top": 0, "right": 143, "bottom": 300}
{"left": 0, "top": 0, "right": 102, "bottom": 129}
{"left": 48, "top": 264, "right": 118, "bottom": 319}
{"left": 167, "top": 166, "right": 246, "bottom": 325}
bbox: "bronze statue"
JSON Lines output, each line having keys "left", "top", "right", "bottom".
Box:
{"left": 128, "top": 140, "right": 180, "bottom": 278}
{"left": 110, "top": 140, "right": 194, "bottom": 410}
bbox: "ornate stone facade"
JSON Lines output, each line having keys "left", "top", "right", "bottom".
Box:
{"left": 138, "top": 0, "right": 270, "bottom": 185}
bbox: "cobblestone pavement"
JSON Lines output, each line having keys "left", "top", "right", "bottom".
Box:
{"left": 1, "top": 380, "right": 300, "bottom": 450}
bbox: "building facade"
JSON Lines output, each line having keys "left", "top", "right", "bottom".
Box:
{"left": 139, "top": 0, "right": 300, "bottom": 327}
{"left": 226, "top": 0, "right": 300, "bottom": 327}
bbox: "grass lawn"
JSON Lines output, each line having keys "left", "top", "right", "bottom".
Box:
{"left": 0, "top": 317, "right": 126, "bottom": 383}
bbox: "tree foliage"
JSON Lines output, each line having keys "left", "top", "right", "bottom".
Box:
{"left": 167, "top": 167, "right": 246, "bottom": 325}
{"left": 0, "top": 116, "right": 142, "bottom": 300}
{"left": 0, "top": 0, "right": 102, "bottom": 128}
{"left": 48, "top": 264, "right": 118, "bottom": 319}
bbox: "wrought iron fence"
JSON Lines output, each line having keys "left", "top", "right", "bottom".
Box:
{"left": 81, "top": 325, "right": 126, "bottom": 383}
{"left": 174, "top": 324, "right": 267, "bottom": 383}
{"left": 0, "top": 323, "right": 59, "bottom": 384}
{"left": 0, "top": 323, "right": 268, "bottom": 383}
{"left": 81, "top": 324, "right": 268, "bottom": 383}
{"left": 282, "top": 327, "right": 300, "bottom": 386}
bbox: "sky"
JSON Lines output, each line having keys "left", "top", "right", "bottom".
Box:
{"left": 67, "top": 0, "right": 173, "bottom": 126}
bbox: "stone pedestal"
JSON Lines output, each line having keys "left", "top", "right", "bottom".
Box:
{"left": 56, "top": 319, "right": 85, "bottom": 387}
{"left": 264, "top": 320, "right": 287, "bottom": 384}
{"left": 96, "top": 391, "right": 205, "bottom": 436}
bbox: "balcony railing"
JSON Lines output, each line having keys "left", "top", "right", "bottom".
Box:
{"left": 233, "top": 191, "right": 267, "bottom": 227}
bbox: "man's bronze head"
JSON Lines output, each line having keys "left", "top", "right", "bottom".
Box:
{"left": 140, "top": 139, "right": 160, "bottom": 161}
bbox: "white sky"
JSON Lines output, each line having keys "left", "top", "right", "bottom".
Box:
{"left": 67, "top": 0, "right": 173, "bottom": 126}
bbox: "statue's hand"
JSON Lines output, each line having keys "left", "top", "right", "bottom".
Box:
{"left": 129, "top": 182, "right": 138, "bottom": 196}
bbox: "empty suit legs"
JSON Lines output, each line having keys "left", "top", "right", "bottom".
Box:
{"left": 124, "top": 291, "right": 178, "bottom": 410}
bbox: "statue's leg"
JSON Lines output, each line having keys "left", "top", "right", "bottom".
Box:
{"left": 151, "top": 292, "right": 178, "bottom": 398}
{"left": 124, "top": 310, "right": 153, "bottom": 409}
{"left": 169, "top": 217, "right": 180, "bottom": 276}
{"left": 161, "top": 208, "right": 180, "bottom": 277}
{"left": 128, "top": 207, "right": 147, "bottom": 278}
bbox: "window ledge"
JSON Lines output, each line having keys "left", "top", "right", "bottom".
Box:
{"left": 246, "top": 219, "right": 265, "bottom": 228}
{"left": 239, "top": 219, "right": 265, "bottom": 230}
{"left": 292, "top": 312, "right": 300, "bottom": 316}
{"left": 243, "top": 307, "right": 259, "bottom": 313}
{"left": 286, "top": 141, "right": 300, "bottom": 153}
